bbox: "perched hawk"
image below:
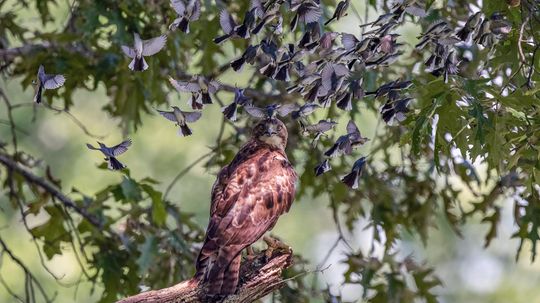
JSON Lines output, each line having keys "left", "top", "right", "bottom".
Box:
{"left": 195, "top": 118, "right": 297, "bottom": 296}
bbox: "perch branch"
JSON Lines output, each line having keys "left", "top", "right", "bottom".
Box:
{"left": 117, "top": 250, "right": 293, "bottom": 303}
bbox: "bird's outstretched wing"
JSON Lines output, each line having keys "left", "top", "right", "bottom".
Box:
{"left": 183, "top": 111, "right": 202, "bottom": 123}
{"left": 142, "top": 35, "right": 167, "bottom": 56}
{"left": 42, "top": 74, "right": 66, "bottom": 89}
{"left": 244, "top": 105, "right": 267, "bottom": 118}
{"left": 157, "top": 110, "right": 177, "bottom": 122}
{"left": 189, "top": 0, "right": 202, "bottom": 20}
{"left": 277, "top": 103, "right": 298, "bottom": 117}
{"left": 219, "top": 9, "right": 237, "bottom": 34}
{"left": 168, "top": 77, "right": 190, "bottom": 92}
{"left": 121, "top": 45, "right": 136, "bottom": 58}
{"left": 170, "top": 0, "right": 186, "bottom": 15}
{"left": 111, "top": 139, "right": 132, "bottom": 156}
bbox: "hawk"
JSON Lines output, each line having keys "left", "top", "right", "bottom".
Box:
{"left": 195, "top": 118, "right": 297, "bottom": 296}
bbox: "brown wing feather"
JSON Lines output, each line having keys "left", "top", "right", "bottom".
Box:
{"left": 196, "top": 141, "right": 297, "bottom": 295}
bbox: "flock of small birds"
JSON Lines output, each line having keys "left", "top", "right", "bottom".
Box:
{"left": 30, "top": 0, "right": 511, "bottom": 188}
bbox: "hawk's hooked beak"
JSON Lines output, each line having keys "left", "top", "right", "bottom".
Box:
{"left": 264, "top": 125, "right": 277, "bottom": 137}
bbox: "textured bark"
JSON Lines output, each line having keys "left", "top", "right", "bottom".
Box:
{"left": 117, "top": 250, "right": 293, "bottom": 303}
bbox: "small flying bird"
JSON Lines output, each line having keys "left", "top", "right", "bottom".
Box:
{"left": 86, "top": 139, "right": 132, "bottom": 170}
{"left": 222, "top": 88, "right": 252, "bottom": 122}
{"left": 33, "top": 65, "right": 65, "bottom": 104}
{"left": 236, "top": 8, "right": 258, "bottom": 38}
{"left": 157, "top": 106, "right": 202, "bottom": 136}
{"left": 169, "top": 0, "right": 202, "bottom": 33}
{"left": 324, "top": 120, "right": 368, "bottom": 157}
{"left": 231, "top": 44, "right": 260, "bottom": 71}
{"left": 341, "top": 156, "right": 367, "bottom": 189}
{"left": 214, "top": 10, "right": 240, "bottom": 44}
{"left": 366, "top": 80, "right": 412, "bottom": 100}
{"left": 289, "top": 0, "right": 322, "bottom": 31}
{"left": 291, "top": 102, "right": 320, "bottom": 119}
{"left": 431, "top": 51, "right": 460, "bottom": 83}
{"left": 301, "top": 119, "right": 337, "bottom": 146}
{"left": 214, "top": 9, "right": 255, "bottom": 44}
{"left": 314, "top": 159, "right": 332, "bottom": 176}
{"left": 252, "top": 6, "right": 281, "bottom": 34}
{"left": 244, "top": 103, "right": 298, "bottom": 119}
{"left": 381, "top": 97, "right": 412, "bottom": 123}
{"left": 300, "top": 119, "right": 337, "bottom": 136}
{"left": 336, "top": 78, "right": 364, "bottom": 111}
{"left": 305, "top": 32, "right": 339, "bottom": 50}
{"left": 324, "top": 0, "right": 350, "bottom": 25}
{"left": 456, "top": 12, "right": 483, "bottom": 41}
{"left": 359, "top": 12, "right": 397, "bottom": 29}
{"left": 169, "top": 76, "right": 220, "bottom": 108}
{"left": 121, "top": 33, "right": 167, "bottom": 72}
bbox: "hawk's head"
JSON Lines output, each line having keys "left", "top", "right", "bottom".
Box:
{"left": 252, "top": 118, "right": 288, "bottom": 150}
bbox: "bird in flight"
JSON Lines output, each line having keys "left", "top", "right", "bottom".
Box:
{"left": 157, "top": 106, "right": 202, "bottom": 136}
{"left": 33, "top": 65, "right": 65, "bottom": 104}
{"left": 86, "top": 139, "right": 132, "bottom": 170}
{"left": 121, "top": 33, "right": 167, "bottom": 71}
{"left": 169, "top": 0, "right": 202, "bottom": 33}
{"left": 195, "top": 118, "right": 297, "bottom": 296}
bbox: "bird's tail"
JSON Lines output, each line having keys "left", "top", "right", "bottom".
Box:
{"left": 230, "top": 57, "right": 246, "bottom": 71}
{"left": 179, "top": 18, "right": 190, "bottom": 33}
{"left": 221, "top": 103, "right": 238, "bottom": 121}
{"left": 129, "top": 56, "right": 148, "bottom": 71}
{"left": 178, "top": 124, "right": 193, "bottom": 136}
{"left": 201, "top": 92, "right": 213, "bottom": 104}
{"left": 341, "top": 171, "right": 359, "bottom": 189}
{"left": 213, "top": 34, "right": 231, "bottom": 44}
{"left": 34, "top": 84, "right": 43, "bottom": 104}
{"left": 108, "top": 157, "right": 125, "bottom": 170}
{"left": 195, "top": 241, "right": 242, "bottom": 296}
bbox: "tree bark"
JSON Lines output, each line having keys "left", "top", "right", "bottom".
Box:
{"left": 117, "top": 250, "right": 293, "bottom": 303}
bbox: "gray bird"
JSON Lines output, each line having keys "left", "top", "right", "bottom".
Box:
{"left": 86, "top": 139, "right": 132, "bottom": 170}
{"left": 300, "top": 119, "right": 337, "bottom": 146}
{"left": 121, "top": 33, "right": 167, "bottom": 71}
{"left": 324, "top": 120, "right": 368, "bottom": 157}
{"left": 289, "top": 0, "right": 322, "bottom": 31}
{"left": 324, "top": 0, "right": 350, "bottom": 25}
{"left": 341, "top": 156, "right": 367, "bottom": 189}
{"left": 244, "top": 103, "right": 297, "bottom": 119}
{"left": 157, "top": 106, "right": 202, "bottom": 136}
{"left": 222, "top": 88, "right": 251, "bottom": 122}
{"left": 456, "top": 12, "right": 483, "bottom": 41}
{"left": 33, "top": 65, "right": 65, "bottom": 104}
{"left": 169, "top": 0, "right": 202, "bottom": 33}
{"left": 291, "top": 102, "right": 320, "bottom": 119}
{"left": 315, "top": 159, "right": 332, "bottom": 176}
{"left": 169, "top": 76, "right": 220, "bottom": 109}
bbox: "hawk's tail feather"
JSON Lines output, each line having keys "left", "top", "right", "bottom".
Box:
{"left": 207, "top": 249, "right": 242, "bottom": 296}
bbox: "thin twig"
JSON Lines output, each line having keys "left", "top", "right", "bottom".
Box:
{"left": 163, "top": 151, "right": 215, "bottom": 201}
{"left": 0, "top": 237, "right": 54, "bottom": 303}
{"left": 0, "top": 152, "right": 102, "bottom": 228}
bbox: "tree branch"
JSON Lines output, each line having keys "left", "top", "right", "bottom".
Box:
{"left": 0, "top": 152, "right": 102, "bottom": 228}
{"left": 117, "top": 250, "right": 293, "bottom": 303}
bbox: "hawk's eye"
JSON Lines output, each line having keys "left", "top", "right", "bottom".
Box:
{"left": 277, "top": 125, "right": 282, "bottom": 131}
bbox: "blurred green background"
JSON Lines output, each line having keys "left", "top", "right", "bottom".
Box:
{"left": 1, "top": 1, "right": 539, "bottom": 302}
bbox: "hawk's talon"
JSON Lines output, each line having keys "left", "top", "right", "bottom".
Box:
{"left": 263, "top": 236, "right": 292, "bottom": 262}
{"left": 245, "top": 246, "right": 257, "bottom": 261}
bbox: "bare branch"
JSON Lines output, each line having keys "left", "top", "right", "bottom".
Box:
{"left": 0, "top": 152, "right": 103, "bottom": 228}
